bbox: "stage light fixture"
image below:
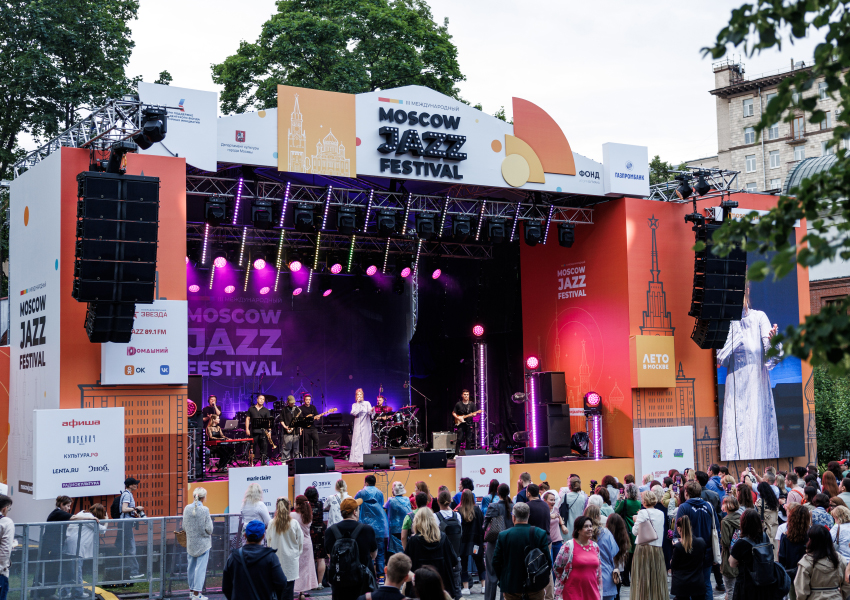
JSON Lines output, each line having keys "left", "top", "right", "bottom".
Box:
{"left": 400, "top": 192, "right": 413, "bottom": 235}
{"left": 509, "top": 200, "right": 522, "bottom": 242}
{"left": 511, "top": 392, "right": 528, "bottom": 404}
{"left": 377, "top": 210, "right": 397, "bottom": 235}
{"left": 185, "top": 256, "right": 189, "bottom": 264}
{"left": 293, "top": 203, "right": 316, "bottom": 232}
{"left": 259, "top": 287, "right": 270, "bottom": 295}
{"left": 189, "top": 285, "right": 200, "bottom": 293}
{"left": 213, "top": 252, "right": 227, "bottom": 269}
{"left": 584, "top": 391, "right": 602, "bottom": 411}
{"left": 323, "top": 288, "right": 333, "bottom": 297}
{"left": 694, "top": 173, "right": 711, "bottom": 196}
{"left": 542, "top": 205, "right": 555, "bottom": 244}
{"left": 330, "top": 262, "right": 343, "bottom": 274}
{"left": 224, "top": 285, "right": 235, "bottom": 294}
{"left": 415, "top": 211, "right": 437, "bottom": 240}
{"left": 205, "top": 195, "right": 228, "bottom": 225}
{"left": 452, "top": 215, "right": 472, "bottom": 241}
{"left": 400, "top": 266, "right": 411, "bottom": 278}
{"left": 366, "top": 264, "right": 378, "bottom": 276}
{"left": 558, "top": 222, "right": 575, "bottom": 248}
{"left": 486, "top": 217, "right": 507, "bottom": 244}
{"left": 288, "top": 259, "right": 303, "bottom": 273}
{"left": 292, "top": 287, "right": 303, "bottom": 296}
{"left": 251, "top": 198, "right": 274, "bottom": 229}
{"left": 525, "top": 356, "right": 540, "bottom": 371}
{"left": 232, "top": 176, "right": 244, "bottom": 225}
{"left": 474, "top": 200, "right": 488, "bottom": 241}
{"left": 278, "top": 182, "right": 291, "bottom": 227}
{"left": 363, "top": 190, "right": 375, "bottom": 233}
{"left": 337, "top": 205, "right": 357, "bottom": 234}
{"left": 675, "top": 174, "right": 693, "bottom": 200}
{"left": 132, "top": 106, "right": 168, "bottom": 149}
{"left": 105, "top": 140, "right": 137, "bottom": 174}
{"left": 524, "top": 220, "right": 543, "bottom": 246}
{"left": 253, "top": 257, "right": 267, "bottom": 270}
{"left": 472, "top": 324, "right": 485, "bottom": 337}
{"left": 431, "top": 267, "right": 442, "bottom": 280}
{"left": 321, "top": 186, "right": 334, "bottom": 230}
{"left": 528, "top": 369, "right": 539, "bottom": 447}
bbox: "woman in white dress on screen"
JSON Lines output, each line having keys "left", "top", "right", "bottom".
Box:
{"left": 717, "top": 280, "right": 782, "bottom": 461}
{"left": 349, "top": 388, "right": 374, "bottom": 465}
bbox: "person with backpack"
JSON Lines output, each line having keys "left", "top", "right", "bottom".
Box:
{"left": 435, "top": 490, "right": 463, "bottom": 557}
{"left": 325, "top": 498, "right": 378, "bottom": 600}
{"left": 728, "top": 509, "right": 781, "bottom": 600}
{"left": 223, "top": 520, "right": 287, "bottom": 600}
{"left": 553, "top": 515, "right": 601, "bottom": 600}
{"left": 559, "top": 477, "right": 588, "bottom": 539}
{"left": 483, "top": 483, "right": 513, "bottom": 600}
{"left": 719, "top": 495, "right": 742, "bottom": 600}
{"left": 675, "top": 481, "right": 717, "bottom": 600}
{"left": 357, "top": 475, "right": 388, "bottom": 577}
{"left": 405, "top": 507, "right": 461, "bottom": 599}
{"left": 385, "top": 482, "right": 413, "bottom": 557}
{"left": 457, "top": 490, "right": 485, "bottom": 596}
{"left": 116, "top": 477, "right": 145, "bottom": 579}
{"left": 793, "top": 524, "right": 850, "bottom": 600}
{"left": 492, "top": 502, "right": 551, "bottom": 600}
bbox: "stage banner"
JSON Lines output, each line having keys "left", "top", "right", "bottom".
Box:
{"left": 630, "top": 335, "right": 676, "bottom": 388}
{"left": 227, "top": 465, "right": 289, "bottom": 529}
{"left": 294, "top": 472, "right": 342, "bottom": 506}
{"left": 634, "top": 426, "right": 694, "bottom": 484}
{"left": 101, "top": 300, "right": 188, "bottom": 384}
{"left": 454, "top": 454, "right": 511, "bottom": 498}
{"left": 138, "top": 82, "right": 217, "bottom": 172}
{"left": 33, "top": 407, "right": 125, "bottom": 500}
{"left": 218, "top": 109, "right": 278, "bottom": 167}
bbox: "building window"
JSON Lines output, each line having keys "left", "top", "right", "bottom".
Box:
{"left": 746, "top": 182, "right": 758, "bottom": 192}
{"left": 821, "top": 111, "right": 832, "bottom": 130}
{"left": 792, "top": 115, "right": 805, "bottom": 139}
{"left": 744, "top": 126, "right": 756, "bottom": 144}
{"left": 768, "top": 122, "right": 780, "bottom": 140}
{"left": 770, "top": 178, "right": 782, "bottom": 189}
{"left": 794, "top": 145, "right": 806, "bottom": 161}
{"left": 766, "top": 92, "right": 778, "bottom": 106}
{"left": 769, "top": 150, "right": 781, "bottom": 168}
{"left": 819, "top": 82, "right": 828, "bottom": 100}
{"left": 822, "top": 141, "right": 835, "bottom": 155}
{"left": 745, "top": 154, "right": 757, "bottom": 172}
{"left": 843, "top": 133, "right": 850, "bottom": 150}
{"left": 743, "top": 98, "right": 754, "bottom": 117}
{"left": 792, "top": 91, "right": 801, "bottom": 105}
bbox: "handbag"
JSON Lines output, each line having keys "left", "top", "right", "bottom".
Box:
{"left": 710, "top": 504, "right": 722, "bottom": 565}
{"left": 635, "top": 510, "right": 658, "bottom": 545}
{"left": 175, "top": 529, "right": 187, "bottom": 548}
{"left": 484, "top": 504, "right": 506, "bottom": 544}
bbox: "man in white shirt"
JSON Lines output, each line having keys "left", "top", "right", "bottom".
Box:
{"left": 0, "top": 495, "right": 13, "bottom": 600}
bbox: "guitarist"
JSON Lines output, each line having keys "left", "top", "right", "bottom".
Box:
{"left": 452, "top": 389, "right": 479, "bottom": 456}
{"left": 300, "top": 393, "right": 321, "bottom": 457}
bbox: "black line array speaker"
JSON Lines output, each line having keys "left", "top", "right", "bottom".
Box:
{"left": 363, "top": 454, "right": 390, "bottom": 470}
{"left": 75, "top": 171, "right": 159, "bottom": 343}
{"left": 409, "top": 451, "right": 447, "bottom": 469}
{"left": 534, "top": 372, "right": 567, "bottom": 404}
{"left": 292, "top": 456, "right": 335, "bottom": 474}
{"left": 689, "top": 220, "right": 746, "bottom": 349}
{"left": 542, "top": 404, "right": 572, "bottom": 458}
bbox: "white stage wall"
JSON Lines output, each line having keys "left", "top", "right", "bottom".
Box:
{"left": 454, "top": 454, "right": 511, "bottom": 498}
{"left": 633, "top": 426, "right": 695, "bottom": 484}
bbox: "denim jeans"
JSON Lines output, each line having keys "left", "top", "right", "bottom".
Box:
{"left": 282, "top": 580, "right": 295, "bottom": 600}
{"left": 0, "top": 574, "right": 7, "bottom": 600}
{"left": 187, "top": 550, "right": 210, "bottom": 592}
{"left": 551, "top": 541, "right": 562, "bottom": 568}
{"left": 703, "top": 566, "right": 712, "bottom": 600}
{"left": 375, "top": 537, "right": 386, "bottom": 574}
{"left": 122, "top": 521, "right": 141, "bottom": 577}
{"left": 60, "top": 558, "right": 87, "bottom": 599}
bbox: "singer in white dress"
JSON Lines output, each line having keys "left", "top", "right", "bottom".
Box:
{"left": 349, "top": 388, "right": 374, "bottom": 464}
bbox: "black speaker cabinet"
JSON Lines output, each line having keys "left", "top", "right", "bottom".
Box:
{"left": 363, "top": 454, "right": 390, "bottom": 470}
{"left": 462, "top": 449, "right": 488, "bottom": 456}
{"left": 542, "top": 404, "right": 571, "bottom": 458}
{"left": 292, "top": 456, "right": 334, "bottom": 474}
{"left": 409, "top": 451, "right": 447, "bottom": 469}
{"left": 521, "top": 446, "right": 550, "bottom": 464}
{"left": 535, "top": 372, "right": 567, "bottom": 404}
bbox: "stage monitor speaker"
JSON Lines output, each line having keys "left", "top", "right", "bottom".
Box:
{"left": 520, "top": 446, "right": 550, "bottom": 464}
{"left": 432, "top": 431, "right": 456, "bottom": 451}
{"left": 462, "top": 449, "right": 488, "bottom": 456}
{"left": 409, "top": 451, "right": 447, "bottom": 470}
{"left": 534, "top": 372, "right": 567, "bottom": 404}
{"left": 292, "top": 456, "right": 334, "bottom": 474}
{"left": 363, "top": 454, "right": 390, "bottom": 470}
{"left": 542, "top": 404, "right": 571, "bottom": 458}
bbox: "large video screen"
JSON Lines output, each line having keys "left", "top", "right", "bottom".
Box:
{"left": 717, "top": 249, "right": 805, "bottom": 461}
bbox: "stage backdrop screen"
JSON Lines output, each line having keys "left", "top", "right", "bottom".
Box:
{"left": 717, "top": 246, "right": 805, "bottom": 461}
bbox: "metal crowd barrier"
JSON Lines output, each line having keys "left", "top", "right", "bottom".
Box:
{"left": 7, "top": 514, "right": 248, "bottom": 600}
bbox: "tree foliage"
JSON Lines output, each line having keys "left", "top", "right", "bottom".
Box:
{"left": 154, "top": 70, "right": 173, "bottom": 86}
{"left": 0, "top": 0, "right": 139, "bottom": 177}
{"left": 814, "top": 366, "right": 850, "bottom": 461}
{"left": 211, "top": 0, "right": 465, "bottom": 114}
{"left": 649, "top": 155, "right": 685, "bottom": 186}
{"left": 703, "top": 2, "right": 850, "bottom": 373}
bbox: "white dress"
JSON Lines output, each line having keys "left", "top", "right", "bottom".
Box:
{"left": 717, "top": 308, "right": 782, "bottom": 461}
{"left": 349, "top": 401, "right": 374, "bottom": 463}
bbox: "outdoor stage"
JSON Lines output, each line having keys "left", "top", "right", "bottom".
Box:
{"left": 189, "top": 456, "right": 636, "bottom": 514}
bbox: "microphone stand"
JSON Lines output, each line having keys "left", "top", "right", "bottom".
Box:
{"left": 406, "top": 382, "right": 433, "bottom": 449}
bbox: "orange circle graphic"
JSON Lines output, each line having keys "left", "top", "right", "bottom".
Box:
{"left": 491, "top": 139, "right": 502, "bottom": 152}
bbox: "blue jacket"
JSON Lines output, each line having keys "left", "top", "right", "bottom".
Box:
{"left": 596, "top": 527, "right": 621, "bottom": 597}
{"left": 706, "top": 475, "right": 726, "bottom": 502}
{"left": 675, "top": 497, "right": 715, "bottom": 564}
{"left": 356, "top": 486, "right": 388, "bottom": 537}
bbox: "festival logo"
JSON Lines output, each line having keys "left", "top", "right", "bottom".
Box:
{"left": 653, "top": 450, "right": 663, "bottom": 459}
{"left": 236, "top": 131, "right": 245, "bottom": 143}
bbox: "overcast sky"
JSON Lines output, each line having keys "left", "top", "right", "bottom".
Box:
{"left": 127, "top": 0, "right": 822, "bottom": 164}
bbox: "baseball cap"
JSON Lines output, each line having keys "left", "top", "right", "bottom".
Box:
{"left": 340, "top": 497, "right": 363, "bottom": 517}
{"left": 124, "top": 477, "right": 141, "bottom": 487}
{"left": 245, "top": 519, "right": 266, "bottom": 541}
{"left": 287, "top": 395, "right": 296, "bottom": 403}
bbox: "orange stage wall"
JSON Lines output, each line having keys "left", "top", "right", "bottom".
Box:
{"left": 521, "top": 194, "right": 813, "bottom": 477}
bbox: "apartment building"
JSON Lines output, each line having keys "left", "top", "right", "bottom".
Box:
{"left": 708, "top": 58, "right": 841, "bottom": 192}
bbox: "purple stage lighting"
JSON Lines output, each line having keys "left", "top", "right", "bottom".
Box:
{"left": 330, "top": 263, "right": 343, "bottom": 274}
{"left": 259, "top": 287, "right": 270, "bottom": 295}
{"left": 292, "top": 287, "right": 303, "bottom": 296}
{"left": 323, "top": 289, "right": 333, "bottom": 297}
{"left": 213, "top": 256, "right": 227, "bottom": 269}
{"left": 185, "top": 256, "right": 189, "bottom": 264}
{"left": 189, "top": 285, "right": 200, "bottom": 293}
{"left": 525, "top": 356, "right": 540, "bottom": 370}
{"left": 289, "top": 260, "right": 303, "bottom": 273}
{"left": 224, "top": 285, "right": 235, "bottom": 294}
{"left": 529, "top": 372, "right": 538, "bottom": 447}
{"left": 400, "top": 267, "right": 411, "bottom": 278}
{"left": 431, "top": 268, "right": 442, "bottom": 279}
{"left": 253, "top": 258, "right": 267, "bottom": 270}
{"left": 366, "top": 264, "right": 378, "bottom": 276}
{"left": 472, "top": 324, "right": 485, "bottom": 337}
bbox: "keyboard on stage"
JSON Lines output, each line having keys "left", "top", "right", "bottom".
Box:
{"left": 206, "top": 437, "right": 252, "bottom": 447}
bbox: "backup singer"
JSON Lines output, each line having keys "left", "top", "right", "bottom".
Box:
{"left": 280, "top": 395, "right": 301, "bottom": 461}
{"left": 452, "top": 389, "right": 475, "bottom": 456}
{"left": 206, "top": 415, "right": 234, "bottom": 471}
{"left": 349, "top": 388, "right": 374, "bottom": 464}
{"left": 300, "top": 393, "right": 320, "bottom": 457}
{"left": 245, "top": 394, "right": 271, "bottom": 465}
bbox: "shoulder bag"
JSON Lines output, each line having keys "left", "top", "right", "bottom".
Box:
{"left": 710, "top": 504, "right": 722, "bottom": 565}
{"left": 635, "top": 510, "right": 658, "bottom": 545}
{"left": 484, "top": 504, "right": 506, "bottom": 544}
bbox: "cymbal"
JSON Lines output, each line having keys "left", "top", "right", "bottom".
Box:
{"left": 398, "top": 405, "right": 418, "bottom": 414}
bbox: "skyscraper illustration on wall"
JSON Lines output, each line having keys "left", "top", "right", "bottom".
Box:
{"left": 641, "top": 215, "right": 675, "bottom": 336}
{"left": 287, "top": 95, "right": 351, "bottom": 177}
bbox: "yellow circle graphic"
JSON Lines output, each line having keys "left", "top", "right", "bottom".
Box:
{"left": 258, "top": 110, "right": 267, "bottom": 118}
{"left": 501, "top": 154, "right": 530, "bottom": 187}
{"left": 491, "top": 139, "right": 502, "bottom": 153}
{"left": 24, "top": 206, "right": 29, "bottom": 226}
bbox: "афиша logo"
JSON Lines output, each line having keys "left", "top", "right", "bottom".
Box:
{"left": 62, "top": 419, "right": 100, "bottom": 428}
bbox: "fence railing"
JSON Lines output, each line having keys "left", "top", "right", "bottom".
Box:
{"left": 8, "top": 514, "right": 248, "bottom": 600}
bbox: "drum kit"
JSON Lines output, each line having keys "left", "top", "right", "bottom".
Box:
{"left": 373, "top": 405, "right": 422, "bottom": 448}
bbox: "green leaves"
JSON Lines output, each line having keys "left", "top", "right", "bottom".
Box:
{"left": 814, "top": 366, "right": 850, "bottom": 460}
{"left": 211, "top": 0, "right": 466, "bottom": 114}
